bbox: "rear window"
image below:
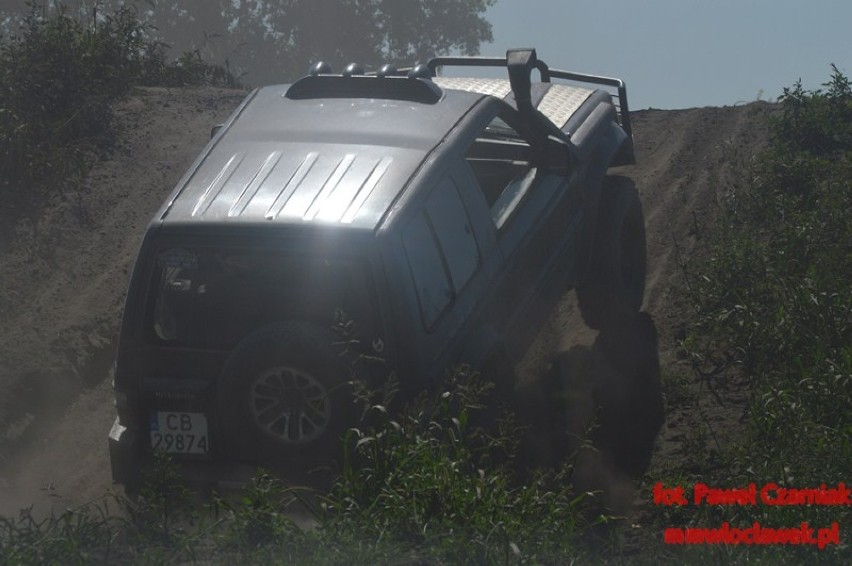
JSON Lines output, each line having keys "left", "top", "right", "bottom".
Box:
{"left": 149, "top": 246, "right": 376, "bottom": 348}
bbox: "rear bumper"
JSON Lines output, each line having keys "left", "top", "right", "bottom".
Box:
{"left": 107, "top": 416, "right": 258, "bottom": 491}
{"left": 108, "top": 417, "right": 139, "bottom": 486}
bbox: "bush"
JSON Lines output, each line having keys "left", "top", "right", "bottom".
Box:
{"left": 680, "top": 67, "right": 851, "bottom": 560}
{"left": 0, "top": 2, "right": 238, "bottom": 224}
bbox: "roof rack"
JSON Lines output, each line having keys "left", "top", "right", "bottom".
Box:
{"left": 289, "top": 51, "right": 633, "bottom": 144}
{"left": 426, "top": 53, "right": 633, "bottom": 141}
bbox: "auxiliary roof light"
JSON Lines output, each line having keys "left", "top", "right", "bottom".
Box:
{"left": 309, "top": 61, "right": 332, "bottom": 76}
{"left": 342, "top": 62, "right": 365, "bottom": 76}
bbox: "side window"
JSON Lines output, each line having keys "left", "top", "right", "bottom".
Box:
{"left": 464, "top": 112, "right": 538, "bottom": 229}
{"left": 403, "top": 213, "right": 451, "bottom": 328}
{"left": 425, "top": 178, "right": 479, "bottom": 292}
{"left": 403, "top": 177, "right": 480, "bottom": 329}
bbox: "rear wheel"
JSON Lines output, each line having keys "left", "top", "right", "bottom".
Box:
{"left": 577, "top": 176, "right": 646, "bottom": 330}
{"left": 592, "top": 312, "right": 664, "bottom": 478}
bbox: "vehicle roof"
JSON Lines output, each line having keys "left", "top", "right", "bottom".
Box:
{"left": 157, "top": 77, "right": 605, "bottom": 232}
{"left": 158, "top": 82, "right": 486, "bottom": 231}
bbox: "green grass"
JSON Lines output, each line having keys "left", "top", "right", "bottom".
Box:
{"left": 1, "top": 370, "right": 603, "bottom": 564}
{"left": 0, "top": 502, "right": 122, "bottom": 565}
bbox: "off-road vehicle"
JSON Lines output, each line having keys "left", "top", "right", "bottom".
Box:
{"left": 109, "top": 49, "right": 647, "bottom": 488}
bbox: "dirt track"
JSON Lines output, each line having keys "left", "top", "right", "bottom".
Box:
{"left": 0, "top": 86, "right": 777, "bottom": 517}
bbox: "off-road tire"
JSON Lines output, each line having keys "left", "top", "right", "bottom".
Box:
{"left": 577, "top": 176, "right": 646, "bottom": 330}
{"left": 218, "top": 321, "right": 357, "bottom": 473}
{"left": 592, "top": 312, "right": 664, "bottom": 478}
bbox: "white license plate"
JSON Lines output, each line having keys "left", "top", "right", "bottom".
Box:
{"left": 150, "top": 412, "right": 209, "bottom": 454}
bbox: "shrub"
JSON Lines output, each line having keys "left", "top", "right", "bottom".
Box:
{"left": 0, "top": 2, "right": 238, "bottom": 225}
{"left": 680, "top": 67, "right": 851, "bottom": 561}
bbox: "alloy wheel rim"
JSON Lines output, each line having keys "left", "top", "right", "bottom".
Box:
{"left": 248, "top": 366, "right": 331, "bottom": 444}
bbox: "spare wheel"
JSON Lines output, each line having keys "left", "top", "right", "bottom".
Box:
{"left": 218, "top": 321, "right": 357, "bottom": 465}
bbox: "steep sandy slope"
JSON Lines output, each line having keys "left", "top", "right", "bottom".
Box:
{"left": 0, "top": 87, "right": 776, "bottom": 516}
{"left": 0, "top": 87, "right": 248, "bottom": 514}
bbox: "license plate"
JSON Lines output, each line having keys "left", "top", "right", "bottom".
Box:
{"left": 150, "top": 412, "right": 209, "bottom": 454}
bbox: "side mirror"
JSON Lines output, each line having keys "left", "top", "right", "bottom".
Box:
{"left": 210, "top": 124, "right": 224, "bottom": 139}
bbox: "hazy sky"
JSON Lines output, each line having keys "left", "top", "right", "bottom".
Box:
{"left": 473, "top": 0, "right": 851, "bottom": 110}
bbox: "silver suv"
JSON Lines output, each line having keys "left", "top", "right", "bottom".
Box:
{"left": 109, "top": 49, "right": 648, "bottom": 489}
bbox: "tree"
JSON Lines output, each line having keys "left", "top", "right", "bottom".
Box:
{"left": 13, "top": 0, "right": 496, "bottom": 85}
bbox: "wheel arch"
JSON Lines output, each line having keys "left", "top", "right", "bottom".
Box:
{"left": 575, "top": 122, "right": 633, "bottom": 282}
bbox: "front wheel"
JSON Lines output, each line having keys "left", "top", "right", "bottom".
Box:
{"left": 577, "top": 175, "right": 647, "bottom": 330}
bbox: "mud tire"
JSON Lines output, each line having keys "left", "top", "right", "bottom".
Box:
{"left": 577, "top": 176, "right": 647, "bottom": 331}
{"left": 592, "top": 312, "right": 664, "bottom": 478}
